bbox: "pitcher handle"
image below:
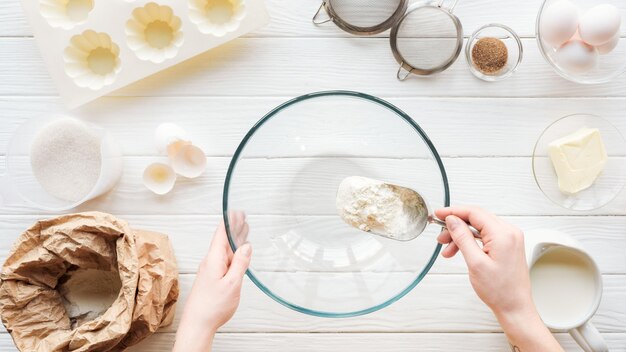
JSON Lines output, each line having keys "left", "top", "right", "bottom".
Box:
{"left": 570, "top": 321, "right": 608, "bottom": 352}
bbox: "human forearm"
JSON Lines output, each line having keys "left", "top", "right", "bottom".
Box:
{"left": 495, "top": 307, "right": 564, "bottom": 352}
{"left": 173, "top": 218, "right": 251, "bottom": 352}
{"left": 436, "top": 208, "right": 565, "bottom": 352}
{"left": 173, "top": 322, "right": 215, "bottom": 352}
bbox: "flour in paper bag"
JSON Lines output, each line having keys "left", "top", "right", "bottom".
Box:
{"left": 59, "top": 268, "right": 122, "bottom": 328}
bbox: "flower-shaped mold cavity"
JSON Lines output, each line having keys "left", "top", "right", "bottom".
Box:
{"left": 39, "top": 0, "right": 94, "bottom": 29}
{"left": 126, "top": 3, "right": 184, "bottom": 63}
{"left": 64, "top": 30, "right": 122, "bottom": 90}
{"left": 189, "top": 0, "right": 246, "bottom": 37}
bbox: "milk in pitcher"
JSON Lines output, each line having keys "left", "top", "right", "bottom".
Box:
{"left": 530, "top": 247, "right": 599, "bottom": 326}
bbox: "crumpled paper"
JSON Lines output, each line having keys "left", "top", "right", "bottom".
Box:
{"left": 0, "top": 212, "right": 179, "bottom": 351}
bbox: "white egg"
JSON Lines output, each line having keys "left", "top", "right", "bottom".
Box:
{"left": 596, "top": 33, "right": 620, "bottom": 55}
{"left": 155, "top": 123, "right": 189, "bottom": 153}
{"left": 556, "top": 40, "right": 599, "bottom": 72}
{"left": 579, "top": 4, "right": 621, "bottom": 46}
{"left": 541, "top": 0, "right": 580, "bottom": 47}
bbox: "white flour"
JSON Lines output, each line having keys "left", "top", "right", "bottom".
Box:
{"left": 59, "top": 269, "right": 122, "bottom": 328}
{"left": 30, "top": 118, "right": 102, "bottom": 202}
{"left": 336, "top": 176, "right": 423, "bottom": 240}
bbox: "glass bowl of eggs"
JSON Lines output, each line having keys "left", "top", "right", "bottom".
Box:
{"left": 536, "top": 0, "right": 625, "bottom": 84}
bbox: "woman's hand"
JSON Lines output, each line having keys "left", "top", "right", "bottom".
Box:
{"left": 436, "top": 206, "right": 563, "bottom": 352}
{"left": 436, "top": 207, "right": 530, "bottom": 315}
{"left": 173, "top": 212, "right": 251, "bottom": 352}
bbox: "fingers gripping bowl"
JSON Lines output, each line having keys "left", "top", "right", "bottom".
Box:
{"left": 223, "top": 91, "right": 450, "bottom": 317}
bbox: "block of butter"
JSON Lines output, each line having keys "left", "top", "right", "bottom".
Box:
{"left": 548, "top": 127, "right": 608, "bottom": 194}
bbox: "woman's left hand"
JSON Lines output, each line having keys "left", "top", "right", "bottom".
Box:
{"left": 173, "top": 212, "right": 251, "bottom": 352}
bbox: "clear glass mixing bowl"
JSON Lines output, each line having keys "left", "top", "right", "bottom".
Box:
{"left": 223, "top": 91, "right": 449, "bottom": 317}
{"left": 536, "top": 0, "right": 626, "bottom": 84}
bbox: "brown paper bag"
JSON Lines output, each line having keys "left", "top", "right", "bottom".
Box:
{"left": 0, "top": 212, "right": 179, "bottom": 352}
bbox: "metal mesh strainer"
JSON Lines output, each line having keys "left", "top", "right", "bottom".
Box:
{"left": 313, "top": 0, "right": 408, "bottom": 36}
{"left": 390, "top": 1, "right": 463, "bottom": 79}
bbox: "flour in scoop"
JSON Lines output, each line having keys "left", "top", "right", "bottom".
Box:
{"left": 30, "top": 118, "right": 102, "bottom": 202}
{"left": 336, "top": 176, "right": 424, "bottom": 240}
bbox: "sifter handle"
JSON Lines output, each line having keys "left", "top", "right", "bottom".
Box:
{"left": 397, "top": 63, "right": 412, "bottom": 81}
{"left": 312, "top": 3, "right": 332, "bottom": 25}
{"left": 438, "top": 0, "right": 459, "bottom": 13}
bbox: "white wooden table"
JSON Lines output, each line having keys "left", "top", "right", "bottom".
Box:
{"left": 1, "top": 1, "right": 625, "bottom": 351}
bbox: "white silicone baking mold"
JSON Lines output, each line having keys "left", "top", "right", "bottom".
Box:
{"left": 21, "top": 0, "right": 269, "bottom": 108}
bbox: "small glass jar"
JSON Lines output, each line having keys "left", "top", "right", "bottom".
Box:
{"left": 465, "top": 23, "right": 523, "bottom": 82}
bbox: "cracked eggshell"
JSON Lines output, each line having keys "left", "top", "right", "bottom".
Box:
{"left": 64, "top": 30, "right": 122, "bottom": 90}
{"left": 155, "top": 123, "right": 189, "bottom": 153}
{"left": 189, "top": 0, "right": 246, "bottom": 37}
{"left": 143, "top": 162, "right": 177, "bottom": 195}
{"left": 166, "top": 139, "right": 192, "bottom": 160}
{"left": 126, "top": 3, "right": 184, "bottom": 64}
{"left": 172, "top": 144, "right": 207, "bottom": 178}
{"left": 40, "top": 0, "right": 94, "bottom": 29}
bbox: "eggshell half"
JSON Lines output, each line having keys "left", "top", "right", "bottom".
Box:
{"left": 143, "top": 162, "right": 177, "bottom": 195}
{"left": 167, "top": 139, "right": 192, "bottom": 160}
{"left": 172, "top": 144, "right": 207, "bottom": 178}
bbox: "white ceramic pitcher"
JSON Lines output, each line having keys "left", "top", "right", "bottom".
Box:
{"left": 525, "top": 229, "right": 608, "bottom": 352}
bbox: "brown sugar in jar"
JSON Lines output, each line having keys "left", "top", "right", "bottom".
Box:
{"left": 471, "top": 37, "right": 508, "bottom": 74}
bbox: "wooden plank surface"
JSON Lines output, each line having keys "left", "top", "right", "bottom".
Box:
{"left": 0, "top": 332, "right": 625, "bottom": 352}
{"left": 2, "top": 97, "right": 626, "bottom": 158}
{"left": 1, "top": 215, "right": 625, "bottom": 275}
{"left": 138, "top": 332, "right": 626, "bottom": 352}
{"left": 2, "top": 0, "right": 626, "bottom": 38}
{"left": 4, "top": 156, "right": 626, "bottom": 216}
{"left": 160, "top": 274, "right": 626, "bottom": 334}
{"left": 1, "top": 332, "right": 626, "bottom": 352}
{"left": 1, "top": 0, "right": 625, "bottom": 351}
{"left": 1, "top": 37, "right": 626, "bottom": 97}
{"left": 0, "top": 273, "right": 623, "bottom": 334}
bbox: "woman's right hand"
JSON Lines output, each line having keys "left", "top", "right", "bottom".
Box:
{"left": 436, "top": 206, "right": 531, "bottom": 315}
{"left": 435, "top": 206, "right": 564, "bottom": 352}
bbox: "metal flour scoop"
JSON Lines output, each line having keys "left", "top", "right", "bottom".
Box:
{"left": 336, "top": 176, "right": 481, "bottom": 241}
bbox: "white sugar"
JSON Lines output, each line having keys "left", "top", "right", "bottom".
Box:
{"left": 30, "top": 118, "right": 102, "bottom": 202}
